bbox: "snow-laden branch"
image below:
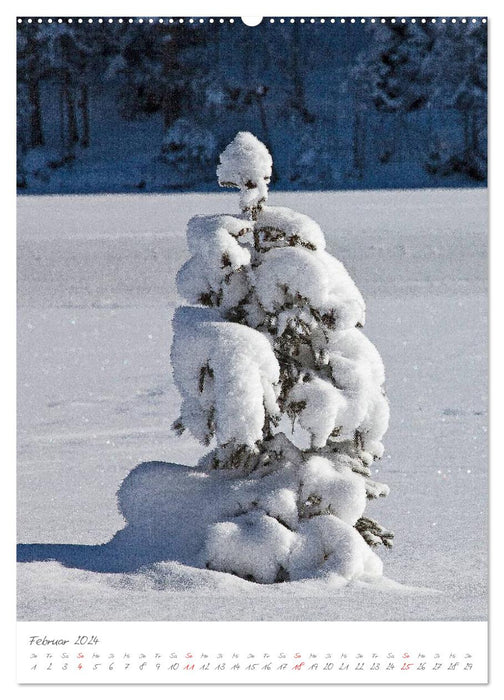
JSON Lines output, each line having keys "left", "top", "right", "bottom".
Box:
{"left": 171, "top": 306, "right": 279, "bottom": 449}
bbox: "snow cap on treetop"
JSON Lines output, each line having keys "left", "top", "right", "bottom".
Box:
{"left": 217, "top": 132, "right": 272, "bottom": 216}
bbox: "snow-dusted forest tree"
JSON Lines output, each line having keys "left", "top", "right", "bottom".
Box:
{"left": 424, "top": 21, "right": 487, "bottom": 180}
{"left": 352, "top": 20, "right": 487, "bottom": 181}
{"left": 170, "top": 133, "right": 392, "bottom": 583}
{"left": 17, "top": 20, "right": 486, "bottom": 192}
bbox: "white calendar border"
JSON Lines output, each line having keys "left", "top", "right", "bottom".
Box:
{"left": 6, "top": 0, "right": 502, "bottom": 696}
{"left": 17, "top": 620, "right": 488, "bottom": 684}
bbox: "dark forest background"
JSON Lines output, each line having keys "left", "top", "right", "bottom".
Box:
{"left": 17, "top": 18, "right": 487, "bottom": 193}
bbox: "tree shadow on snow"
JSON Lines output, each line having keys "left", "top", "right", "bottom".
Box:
{"left": 17, "top": 461, "right": 210, "bottom": 574}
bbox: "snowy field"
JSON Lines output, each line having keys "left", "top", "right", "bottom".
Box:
{"left": 17, "top": 188, "right": 487, "bottom": 621}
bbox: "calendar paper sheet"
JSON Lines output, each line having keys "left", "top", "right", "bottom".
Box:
{"left": 16, "top": 13, "right": 488, "bottom": 684}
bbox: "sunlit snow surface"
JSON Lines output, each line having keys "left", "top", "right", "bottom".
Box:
{"left": 17, "top": 189, "right": 487, "bottom": 620}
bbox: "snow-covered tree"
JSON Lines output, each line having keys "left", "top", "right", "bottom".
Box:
{"left": 350, "top": 22, "right": 487, "bottom": 183}
{"left": 110, "top": 23, "right": 218, "bottom": 127}
{"left": 424, "top": 22, "right": 487, "bottom": 181}
{"left": 348, "top": 23, "right": 433, "bottom": 176}
{"left": 38, "top": 22, "right": 100, "bottom": 162}
{"left": 359, "top": 23, "right": 433, "bottom": 114}
{"left": 179, "top": 133, "right": 394, "bottom": 582}
{"left": 17, "top": 23, "right": 50, "bottom": 148}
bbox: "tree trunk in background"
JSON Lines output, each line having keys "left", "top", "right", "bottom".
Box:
{"left": 470, "top": 109, "right": 480, "bottom": 155}
{"left": 27, "top": 79, "right": 44, "bottom": 147}
{"left": 462, "top": 110, "right": 471, "bottom": 157}
{"left": 163, "top": 86, "right": 183, "bottom": 129}
{"left": 256, "top": 93, "right": 278, "bottom": 183}
{"left": 398, "top": 112, "right": 408, "bottom": 161}
{"left": 162, "top": 36, "right": 182, "bottom": 129}
{"left": 242, "top": 32, "right": 250, "bottom": 84}
{"left": 65, "top": 80, "right": 79, "bottom": 146}
{"left": 352, "top": 104, "right": 365, "bottom": 177}
{"left": 59, "top": 81, "right": 65, "bottom": 158}
{"left": 79, "top": 84, "right": 90, "bottom": 148}
{"left": 257, "top": 96, "right": 269, "bottom": 145}
{"left": 291, "top": 22, "right": 307, "bottom": 119}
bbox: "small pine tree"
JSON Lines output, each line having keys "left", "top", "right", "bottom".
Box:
{"left": 171, "top": 133, "right": 392, "bottom": 583}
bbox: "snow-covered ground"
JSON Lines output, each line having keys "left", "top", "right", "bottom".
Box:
{"left": 17, "top": 188, "right": 488, "bottom": 620}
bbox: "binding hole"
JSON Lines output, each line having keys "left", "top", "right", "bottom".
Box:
{"left": 241, "top": 17, "right": 263, "bottom": 26}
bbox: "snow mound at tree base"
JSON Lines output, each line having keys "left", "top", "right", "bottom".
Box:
{"left": 116, "top": 460, "right": 383, "bottom": 584}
